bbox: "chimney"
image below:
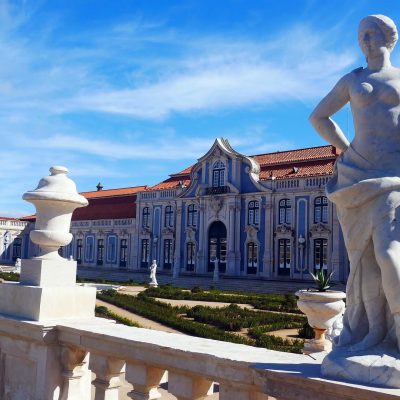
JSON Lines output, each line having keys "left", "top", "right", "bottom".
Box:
{"left": 96, "top": 182, "right": 103, "bottom": 191}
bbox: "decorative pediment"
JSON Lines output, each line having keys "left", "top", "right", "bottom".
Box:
{"left": 209, "top": 196, "right": 224, "bottom": 217}
{"left": 275, "top": 224, "right": 294, "bottom": 235}
{"left": 140, "top": 227, "right": 151, "bottom": 236}
{"left": 162, "top": 227, "right": 174, "bottom": 236}
{"left": 310, "top": 223, "right": 331, "bottom": 235}
{"left": 185, "top": 226, "right": 196, "bottom": 241}
{"left": 244, "top": 225, "right": 259, "bottom": 241}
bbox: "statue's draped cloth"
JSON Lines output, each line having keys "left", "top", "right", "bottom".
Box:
{"left": 327, "top": 144, "right": 400, "bottom": 347}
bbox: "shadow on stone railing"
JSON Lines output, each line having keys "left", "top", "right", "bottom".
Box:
{"left": 54, "top": 320, "right": 400, "bottom": 400}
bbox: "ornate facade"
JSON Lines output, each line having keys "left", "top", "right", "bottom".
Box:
{"left": 1, "top": 139, "right": 349, "bottom": 282}
{"left": 134, "top": 139, "right": 349, "bottom": 282}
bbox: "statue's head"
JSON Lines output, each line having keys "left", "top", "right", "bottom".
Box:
{"left": 358, "top": 15, "right": 398, "bottom": 57}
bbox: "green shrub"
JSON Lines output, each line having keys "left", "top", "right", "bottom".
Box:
{"left": 191, "top": 286, "right": 203, "bottom": 293}
{"left": 95, "top": 305, "right": 141, "bottom": 327}
{"left": 0, "top": 272, "right": 20, "bottom": 282}
{"left": 298, "top": 322, "right": 314, "bottom": 339}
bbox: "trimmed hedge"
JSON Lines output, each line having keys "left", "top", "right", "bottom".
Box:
{"left": 98, "top": 290, "right": 303, "bottom": 353}
{"left": 143, "top": 285, "right": 300, "bottom": 313}
{"left": 95, "top": 305, "right": 141, "bottom": 327}
{"left": 187, "top": 303, "right": 305, "bottom": 332}
{"left": 0, "top": 272, "right": 20, "bottom": 282}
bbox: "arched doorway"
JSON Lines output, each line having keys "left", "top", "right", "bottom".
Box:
{"left": 208, "top": 221, "right": 227, "bottom": 273}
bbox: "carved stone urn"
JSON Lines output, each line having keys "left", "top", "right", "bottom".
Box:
{"left": 23, "top": 166, "right": 88, "bottom": 259}
{"left": 295, "top": 290, "right": 346, "bottom": 354}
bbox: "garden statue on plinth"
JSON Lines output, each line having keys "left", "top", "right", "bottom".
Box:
{"left": 309, "top": 14, "right": 400, "bottom": 387}
{"left": 149, "top": 259, "right": 158, "bottom": 287}
{"left": 0, "top": 165, "right": 96, "bottom": 321}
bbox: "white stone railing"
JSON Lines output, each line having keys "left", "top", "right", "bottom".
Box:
{"left": 53, "top": 319, "right": 399, "bottom": 400}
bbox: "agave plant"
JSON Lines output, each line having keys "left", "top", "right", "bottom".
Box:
{"left": 310, "top": 270, "right": 334, "bottom": 292}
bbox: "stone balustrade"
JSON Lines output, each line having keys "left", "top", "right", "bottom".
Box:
{"left": 20, "top": 317, "right": 397, "bottom": 400}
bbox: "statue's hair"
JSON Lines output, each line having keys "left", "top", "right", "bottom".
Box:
{"left": 359, "top": 14, "right": 398, "bottom": 51}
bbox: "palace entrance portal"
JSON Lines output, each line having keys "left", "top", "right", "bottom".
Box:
{"left": 208, "top": 221, "right": 227, "bottom": 273}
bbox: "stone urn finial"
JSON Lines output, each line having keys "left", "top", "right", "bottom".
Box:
{"left": 23, "top": 166, "right": 88, "bottom": 259}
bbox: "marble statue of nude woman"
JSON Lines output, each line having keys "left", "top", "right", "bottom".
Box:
{"left": 309, "top": 14, "right": 400, "bottom": 386}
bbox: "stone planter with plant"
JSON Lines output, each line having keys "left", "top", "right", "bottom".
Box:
{"left": 295, "top": 271, "right": 346, "bottom": 354}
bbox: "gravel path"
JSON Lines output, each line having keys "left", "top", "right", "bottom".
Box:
{"left": 96, "top": 299, "right": 183, "bottom": 334}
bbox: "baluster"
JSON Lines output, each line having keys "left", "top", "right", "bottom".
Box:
{"left": 125, "top": 362, "right": 165, "bottom": 400}
{"left": 167, "top": 371, "right": 213, "bottom": 400}
{"left": 90, "top": 353, "right": 125, "bottom": 400}
{"left": 60, "top": 345, "right": 90, "bottom": 400}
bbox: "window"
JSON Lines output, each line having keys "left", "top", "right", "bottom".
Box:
{"left": 164, "top": 206, "right": 174, "bottom": 227}
{"left": 12, "top": 237, "right": 22, "bottom": 261}
{"left": 142, "top": 207, "right": 150, "bottom": 227}
{"left": 278, "top": 239, "right": 291, "bottom": 275}
{"left": 76, "top": 239, "right": 83, "bottom": 264}
{"left": 314, "top": 239, "right": 328, "bottom": 271}
{"left": 314, "top": 196, "right": 328, "bottom": 223}
{"left": 187, "top": 204, "right": 198, "bottom": 227}
{"left": 212, "top": 161, "right": 225, "bottom": 187}
{"left": 248, "top": 201, "right": 260, "bottom": 225}
{"left": 247, "top": 242, "right": 258, "bottom": 274}
{"left": 97, "top": 239, "right": 104, "bottom": 265}
{"left": 163, "top": 239, "right": 173, "bottom": 270}
{"left": 279, "top": 199, "right": 292, "bottom": 224}
{"left": 120, "top": 239, "right": 128, "bottom": 267}
{"left": 186, "top": 242, "right": 195, "bottom": 271}
{"left": 141, "top": 239, "right": 150, "bottom": 268}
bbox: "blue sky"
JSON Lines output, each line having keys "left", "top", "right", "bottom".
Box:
{"left": 1, "top": 0, "right": 400, "bottom": 216}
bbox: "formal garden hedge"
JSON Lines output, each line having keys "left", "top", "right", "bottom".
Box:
{"left": 97, "top": 290, "right": 304, "bottom": 353}
{"left": 95, "top": 305, "right": 141, "bottom": 327}
{"left": 143, "top": 285, "right": 299, "bottom": 313}
{"left": 0, "top": 272, "right": 19, "bottom": 282}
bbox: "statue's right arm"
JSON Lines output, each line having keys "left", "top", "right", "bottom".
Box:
{"left": 309, "top": 74, "right": 351, "bottom": 152}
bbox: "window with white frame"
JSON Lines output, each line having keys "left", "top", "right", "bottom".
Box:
{"left": 278, "top": 239, "right": 291, "bottom": 270}
{"left": 142, "top": 207, "right": 150, "bottom": 227}
{"left": 164, "top": 205, "right": 174, "bottom": 227}
{"left": 163, "top": 239, "right": 173, "bottom": 270}
{"left": 187, "top": 204, "right": 198, "bottom": 227}
{"left": 141, "top": 239, "right": 150, "bottom": 267}
{"left": 278, "top": 199, "right": 292, "bottom": 224}
{"left": 314, "top": 196, "right": 328, "bottom": 223}
{"left": 247, "top": 242, "right": 258, "bottom": 274}
{"left": 76, "top": 239, "right": 83, "bottom": 264}
{"left": 97, "top": 239, "right": 104, "bottom": 265}
{"left": 247, "top": 200, "right": 260, "bottom": 225}
{"left": 314, "top": 238, "right": 328, "bottom": 271}
{"left": 212, "top": 161, "right": 225, "bottom": 187}
{"left": 186, "top": 242, "right": 195, "bottom": 271}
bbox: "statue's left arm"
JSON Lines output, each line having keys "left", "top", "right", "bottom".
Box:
{"left": 309, "top": 74, "right": 351, "bottom": 152}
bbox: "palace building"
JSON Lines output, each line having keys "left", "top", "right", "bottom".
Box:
{"left": 1, "top": 139, "right": 349, "bottom": 282}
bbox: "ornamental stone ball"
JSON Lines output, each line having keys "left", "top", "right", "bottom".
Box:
{"left": 23, "top": 166, "right": 88, "bottom": 259}
{"left": 309, "top": 14, "right": 400, "bottom": 387}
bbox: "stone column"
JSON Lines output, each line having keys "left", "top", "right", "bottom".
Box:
{"left": 197, "top": 200, "right": 207, "bottom": 273}
{"left": 234, "top": 201, "right": 242, "bottom": 275}
{"left": 226, "top": 202, "right": 236, "bottom": 275}
{"left": 262, "top": 198, "right": 273, "bottom": 278}
{"left": 173, "top": 202, "right": 183, "bottom": 278}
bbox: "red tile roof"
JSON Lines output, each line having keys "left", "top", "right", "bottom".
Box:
{"left": 252, "top": 145, "right": 339, "bottom": 166}
{"left": 149, "top": 145, "right": 338, "bottom": 189}
{"left": 80, "top": 185, "right": 147, "bottom": 199}
{"left": 21, "top": 185, "right": 147, "bottom": 222}
{"left": 0, "top": 216, "right": 20, "bottom": 220}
